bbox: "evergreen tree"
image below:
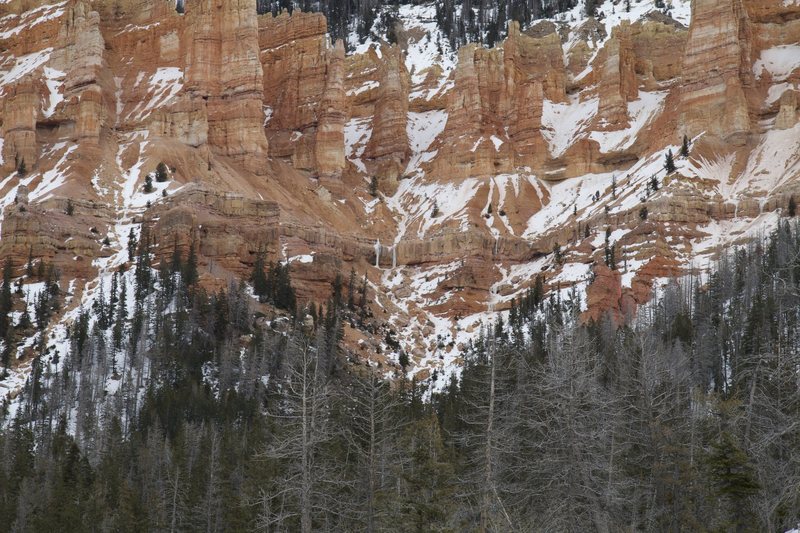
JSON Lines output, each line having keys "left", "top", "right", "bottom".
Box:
{"left": 183, "top": 240, "right": 198, "bottom": 286}
{"left": 251, "top": 253, "right": 269, "bottom": 300}
{"left": 127, "top": 228, "right": 138, "bottom": 263}
{"left": 664, "top": 149, "right": 677, "bottom": 174}
{"left": 680, "top": 134, "right": 690, "bottom": 157}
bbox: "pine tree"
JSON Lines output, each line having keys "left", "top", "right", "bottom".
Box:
{"left": 788, "top": 196, "right": 796, "bottom": 217}
{"left": 251, "top": 253, "right": 269, "bottom": 299}
{"left": 369, "top": 176, "right": 378, "bottom": 197}
{"left": 127, "top": 228, "right": 138, "bottom": 262}
{"left": 65, "top": 199, "right": 75, "bottom": 216}
{"left": 706, "top": 431, "right": 760, "bottom": 526}
{"left": 183, "top": 240, "right": 198, "bottom": 286}
{"left": 664, "top": 149, "right": 676, "bottom": 174}
{"left": 358, "top": 274, "right": 369, "bottom": 323}
{"left": 144, "top": 175, "right": 154, "bottom": 193}
{"left": 0, "top": 258, "right": 13, "bottom": 365}
{"left": 25, "top": 247, "right": 34, "bottom": 277}
{"left": 347, "top": 268, "right": 356, "bottom": 310}
{"left": 680, "top": 134, "right": 690, "bottom": 157}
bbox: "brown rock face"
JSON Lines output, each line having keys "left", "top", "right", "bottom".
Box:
{"left": 581, "top": 264, "right": 624, "bottom": 323}
{"left": 1, "top": 79, "right": 38, "bottom": 173}
{"left": 596, "top": 22, "right": 638, "bottom": 129}
{"left": 3, "top": 0, "right": 800, "bottom": 379}
{"left": 363, "top": 45, "right": 411, "bottom": 191}
{"left": 185, "top": 0, "right": 269, "bottom": 175}
{"left": 258, "top": 10, "right": 345, "bottom": 182}
{"left": 776, "top": 89, "right": 798, "bottom": 129}
{"left": 147, "top": 186, "right": 281, "bottom": 277}
{"left": 630, "top": 20, "right": 687, "bottom": 85}
{"left": 680, "top": 0, "right": 752, "bottom": 140}
{"left": 0, "top": 191, "right": 104, "bottom": 281}
{"left": 432, "top": 22, "right": 567, "bottom": 179}
{"left": 315, "top": 39, "right": 347, "bottom": 188}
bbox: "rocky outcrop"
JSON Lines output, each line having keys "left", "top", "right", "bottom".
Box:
{"left": 680, "top": 0, "right": 753, "bottom": 141}
{"left": 362, "top": 45, "right": 410, "bottom": 191}
{"left": 1, "top": 79, "right": 39, "bottom": 173}
{"left": 430, "top": 44, "right": 510, "bottom": 180}
{"left": 258, "top": 10, "right": 346, "bottom": 182}
{"left": 775, "top": 89, "right": 798, "bottom": 129}
{"left": 146, "top": 187, "right": 281, "bottom": 277}
{"left": 595, "top": 22, "right": 638, "bottom": 129}
{"left": 0, "top": 189, "right": 104, "bottom": 280}
{"left": 432, "top": 22, "right": 568, "bottom": 179}
{"left": 3, "top": 0, "right": 800, "bottom": 380}
{"left": 185, "top": 0, "right": 269, "bottom": 175}
{"left": 630, "top": 20, "right": 688, "bottom": 85}
{"left": 315, "top": 39, "right": 347, "bottom": 189}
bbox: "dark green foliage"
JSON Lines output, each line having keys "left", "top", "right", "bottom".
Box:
{"left": 639, "top": 206, "right": 648, "bottom": 220}
{"left": 183, "top": 240, "right": 198, "bottom": 286}
{"left": 552, "top": 242, "right": 563, "bottom": 264}
{"left": 431, "top": 200, "right": 439, "bottom": 218}
{"left": 127, "top": 228, "right": 138, "bottom": 263}
{"left": 664, "top": 149, "right": 677, "bottom": 174}
{"left": 369, "top": 175, "right": 378, "bottom": 197}
{"left": 789, "top": 195, "right": 796, "bottom": 217}
{"left": 65, "top": 199, "right": 74, "bottom": 216}
{"left": 143, "top": 175, "right": 154, "bottom": 194}
{"left": 5, "top": 220, "right": 800, "bottom": 533}
{"left": 681, "top": 134, "right": 690, "bottom": 157}
{"left": 257, "top": 0, "right": 579, "bottom": 52}
{"left": 0, "top": 259, "right": 13, "bottom": 368}
{"left": 251, "top": 255, "right": 296, "bottom": 313}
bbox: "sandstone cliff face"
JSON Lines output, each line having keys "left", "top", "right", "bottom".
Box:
{"left": 259, "top": 10, "right": 346, "bottom": 183}
{"left": 431, "top": 22, "right": 568, "bottom": 180}
{"left": 2, "top": 0, "right": 800, "bottom": 383}
{"left": 185, "top": 0, "right": 269, "bottom": 175}
{"left": 775, "top": 89, "right": 798, "bottom": 129}
{"left": 630, "top": 20, "right": 687, "bottom": 85}
{"left": 1, "top": 80, "right": 38, "bottom": 173}
{"left": 146, "top": 187, "right": 281, "bottom": 277}
{"left": 595, "top": 22, "right": 638, "bottom": 129}
{"left": 362, "top": 45, "right": 410, "bottom": 191}
{"left": 315, "top": 39, "right": 347, "bottom": 188}
{"left": 679, "top": 0, "right": 752, "bottom": 141}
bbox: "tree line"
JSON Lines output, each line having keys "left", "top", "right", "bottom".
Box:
{"left": 2, "top": 220, "right": 800, "bottom": 530}
{"left": 255, "top": 0, "right": 580, "bottom": 50}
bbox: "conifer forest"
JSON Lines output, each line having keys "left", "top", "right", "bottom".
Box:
{"left": 2, "top": 221, "right": 800, "bottom": 531}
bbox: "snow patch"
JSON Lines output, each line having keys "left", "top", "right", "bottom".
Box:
{"left": 542, "top": 95, "right": 598, "bottom": 157}
{"left": 754, "top": 45, "right": 800, "bottom": 82}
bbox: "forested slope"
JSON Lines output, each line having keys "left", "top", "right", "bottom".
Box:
{"left": 2, "top": 222, "right": 800, "bottom": 531}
